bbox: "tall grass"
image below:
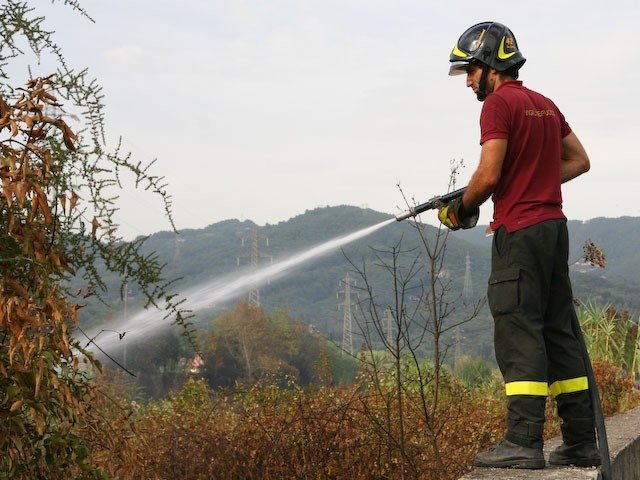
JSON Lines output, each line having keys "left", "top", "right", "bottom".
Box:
{"left": 579, "top": 301, "right": 640, "bottom": 379}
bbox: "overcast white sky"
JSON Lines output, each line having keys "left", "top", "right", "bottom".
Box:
{"left": 31, "top": 1, "right": 640, "bottom": 239}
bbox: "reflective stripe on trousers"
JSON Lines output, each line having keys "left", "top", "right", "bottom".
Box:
{"left": 505, "top": 376, "right": 589, "bottom": 397}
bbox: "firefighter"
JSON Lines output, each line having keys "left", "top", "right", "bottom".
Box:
{"left": 438, "top": 21, "right": 600, "bottom": 469}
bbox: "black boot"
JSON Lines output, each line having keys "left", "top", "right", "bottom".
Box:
{"left": 549, "top": 417, "right": 601, "bottom": 467}
{"left": 474, "top": 439, "right": 545, "bottom": 469}
{"left": 549, "top": 441, "right": 601, "bottom": 467}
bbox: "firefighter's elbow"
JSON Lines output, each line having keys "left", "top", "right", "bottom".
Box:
{"left": 485, "top": 173, "right": 501, "bottom": 191}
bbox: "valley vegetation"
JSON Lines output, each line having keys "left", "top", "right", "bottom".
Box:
{"left": 71, "top": 301, "right": 640, "bottom": 480}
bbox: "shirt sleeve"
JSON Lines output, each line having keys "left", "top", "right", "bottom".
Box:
{"left": 557, "top": 107, "right": 572, "bottom": 138}
{"left": 547, "top": 98, "right": 572, "bottom": 138}
{"left": 480, "top": 94, "right": 510, "bottom": 145}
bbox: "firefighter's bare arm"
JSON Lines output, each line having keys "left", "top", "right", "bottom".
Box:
{"left": 560, "top": 132, "right": 590, "bottom": 183}
{"left": 462, "top": 138, "right": 507, "bottom": 212}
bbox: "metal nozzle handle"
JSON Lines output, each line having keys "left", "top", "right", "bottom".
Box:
{"left": 395, "top": 208, "right": 415, "bottom": 222}
{"left": 395, "top": 186, "right": 468, "bottom": 222}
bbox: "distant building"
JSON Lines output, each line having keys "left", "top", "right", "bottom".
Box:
{"left": 180, "top": 354, "right": 204, "bottom": 374}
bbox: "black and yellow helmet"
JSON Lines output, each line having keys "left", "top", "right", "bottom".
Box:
{"left": 449, "top": 22, "right": 526, "bottom": 76}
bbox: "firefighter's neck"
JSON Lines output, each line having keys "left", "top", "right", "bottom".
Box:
{"left": 489, "top": 71, "right": 516, "bottom": 93}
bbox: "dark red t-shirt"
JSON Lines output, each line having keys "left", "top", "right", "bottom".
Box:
{"left": 480, "top": 81, "right": 571, "bottom": 232}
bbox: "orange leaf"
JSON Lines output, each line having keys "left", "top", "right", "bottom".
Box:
{"left": 28, "top": 197, "right": 39, "bottom": 223}
{"left": 0, "top": 97, "right": 10, "bottom": 118}
{"left": 50, "top": 252, "right": 62, "bottom": 269}
{"left": 54, "top": 118, "right": 77, "bottom": 152}
{"left": 38, "top": 194, "right": 53, "bottom": 225}
{"left": 58, "top": 195, "right": 67, "bottom": 215}
{"left": 91, "top": 217, "right": 100, "bottom": 238}
{"left": 35, "top": 360, "right": 45, "bottom": 397}
{"left": 69, "top": 191, "right": 79, "bottom": 213}
{"left": 15, "top": 181, "right": 27, "bottom": 207}
{"left": 2, "top": 184, "right": 14, "bottom": 204}
{"left": 24, "top": 115, "right": 36, "bottom": 129}
{"left": 41, "top": 91, "right": 57, "bottom": 103}
{"left": 30, "top": 408, "right": 45, "bottom": 436}
{"left": 7, "top": 279, "right": 29, "bottom": 299}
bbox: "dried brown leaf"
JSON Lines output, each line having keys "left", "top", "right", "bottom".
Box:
{"left": 41, "top": 91, "right": 57, "bottom": 103}
{"left": 58, "top": 194, "right": 67, "bottom": 215}
{"left": 69, "top": 191, "right": 79, "bottom": 213}
{"left": 91, "top": 217, "right": 100, "bottom": 239}
{"left": 15, "top": 181, "right": 27, "bottom": 207}
{"left": 24, "top": 115, "right": 36, "bottom": 129}
{"left": 61, "top": 122, "right": 77, "bottom": 151}
{"left": 35, "top": 367, "right": 42, "bottom": 396}
{"left": 0, "top": 97, "right": 10, "bottom": 118}
{"left": 28, "top": 196, "right": 39, "bottom": 223}
{"left": 3, "top": 184, "right": 14, "bottom": 204}
{"left": 30, "top": 408, "right": 45, "bottom": 435}
{"left": 7, "top": 279, "right": 29, "bottom": 299}
{"left": 38, "top": 193, "right": 53, "bottom": 225}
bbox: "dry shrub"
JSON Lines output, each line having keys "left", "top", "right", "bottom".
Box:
{"left": 86, "top": 359, "right": 640, "bottom": 480}
{"left": 592, "top": 360, "right": 640, "bottom": 416}
{"left": 79, "top": 379, "right": 145, "bottom": 480}
{"left": 430, "top": 389, "right": 505, "bottom": 478}
{"left": 89, "top": 376, "right": 509, "bottom": 480}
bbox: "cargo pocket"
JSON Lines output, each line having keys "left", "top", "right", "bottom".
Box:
{"left": 487, "top": 267, "right": 520, "bottom": 316}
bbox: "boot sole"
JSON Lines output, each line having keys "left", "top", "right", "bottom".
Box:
{"left": 474, "top": 459, "right": 546, "bottom": 469}
{"left": 549, "top": 458, "right": 601, "bottom": 468}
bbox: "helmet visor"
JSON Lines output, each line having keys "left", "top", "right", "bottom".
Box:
{"left": 449, "top": 61, "right": 471, "bottom": 76}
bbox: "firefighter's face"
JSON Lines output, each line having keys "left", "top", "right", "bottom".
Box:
{"left": 466, "top": 65, "right": 498, "bottom": 96}
{"left": 465, "top": 65, "right": 483, "bottom": 95}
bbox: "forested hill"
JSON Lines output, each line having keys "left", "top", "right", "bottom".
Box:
{"left": 453, "top": 216, "right": 640, "bottom": 282}
{"left": 83, "top": 208, "right": 640, "bottom": 359}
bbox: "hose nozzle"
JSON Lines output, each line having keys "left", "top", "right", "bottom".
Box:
{"left": 394, "top": 186, "right": 468, "bottom": 222}
{"left": 395, "top": 208, "right": 416, "bottom": 222}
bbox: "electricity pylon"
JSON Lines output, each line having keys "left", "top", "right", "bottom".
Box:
{"left": 237, "top": 226, "right": 271, "bottom": 307}
{"left": 463, "top": 251, "right": 474, "bottom": 301}
{"left": 456, "top": 252, "right": 475, "bottom": 367}
{"left": 385, "top": 307, "right": 395, "bottom": 353}
{"left": 337, "top": 272, "right": 358, "bottom": 355}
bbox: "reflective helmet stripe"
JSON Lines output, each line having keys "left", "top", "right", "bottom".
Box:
{"left": 497, "top": 37, "right": 516, "bottom": 59}
{"left": 451, "top": 44, "right": 469, "bottom": 58}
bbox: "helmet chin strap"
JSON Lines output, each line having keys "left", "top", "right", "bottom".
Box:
{"left": 476, "top": 65, "right": 490, "bottom": 102}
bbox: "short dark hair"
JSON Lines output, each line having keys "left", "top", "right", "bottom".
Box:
{"left": 501, "top": 64, "right": 521, "bottom": 80}
{"left": 473, "top": 59, "right": 521, "bottom": 79}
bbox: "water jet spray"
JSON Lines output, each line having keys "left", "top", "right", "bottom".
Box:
{"left": 87, "top": 218, "right": 397, "bottom": 352}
